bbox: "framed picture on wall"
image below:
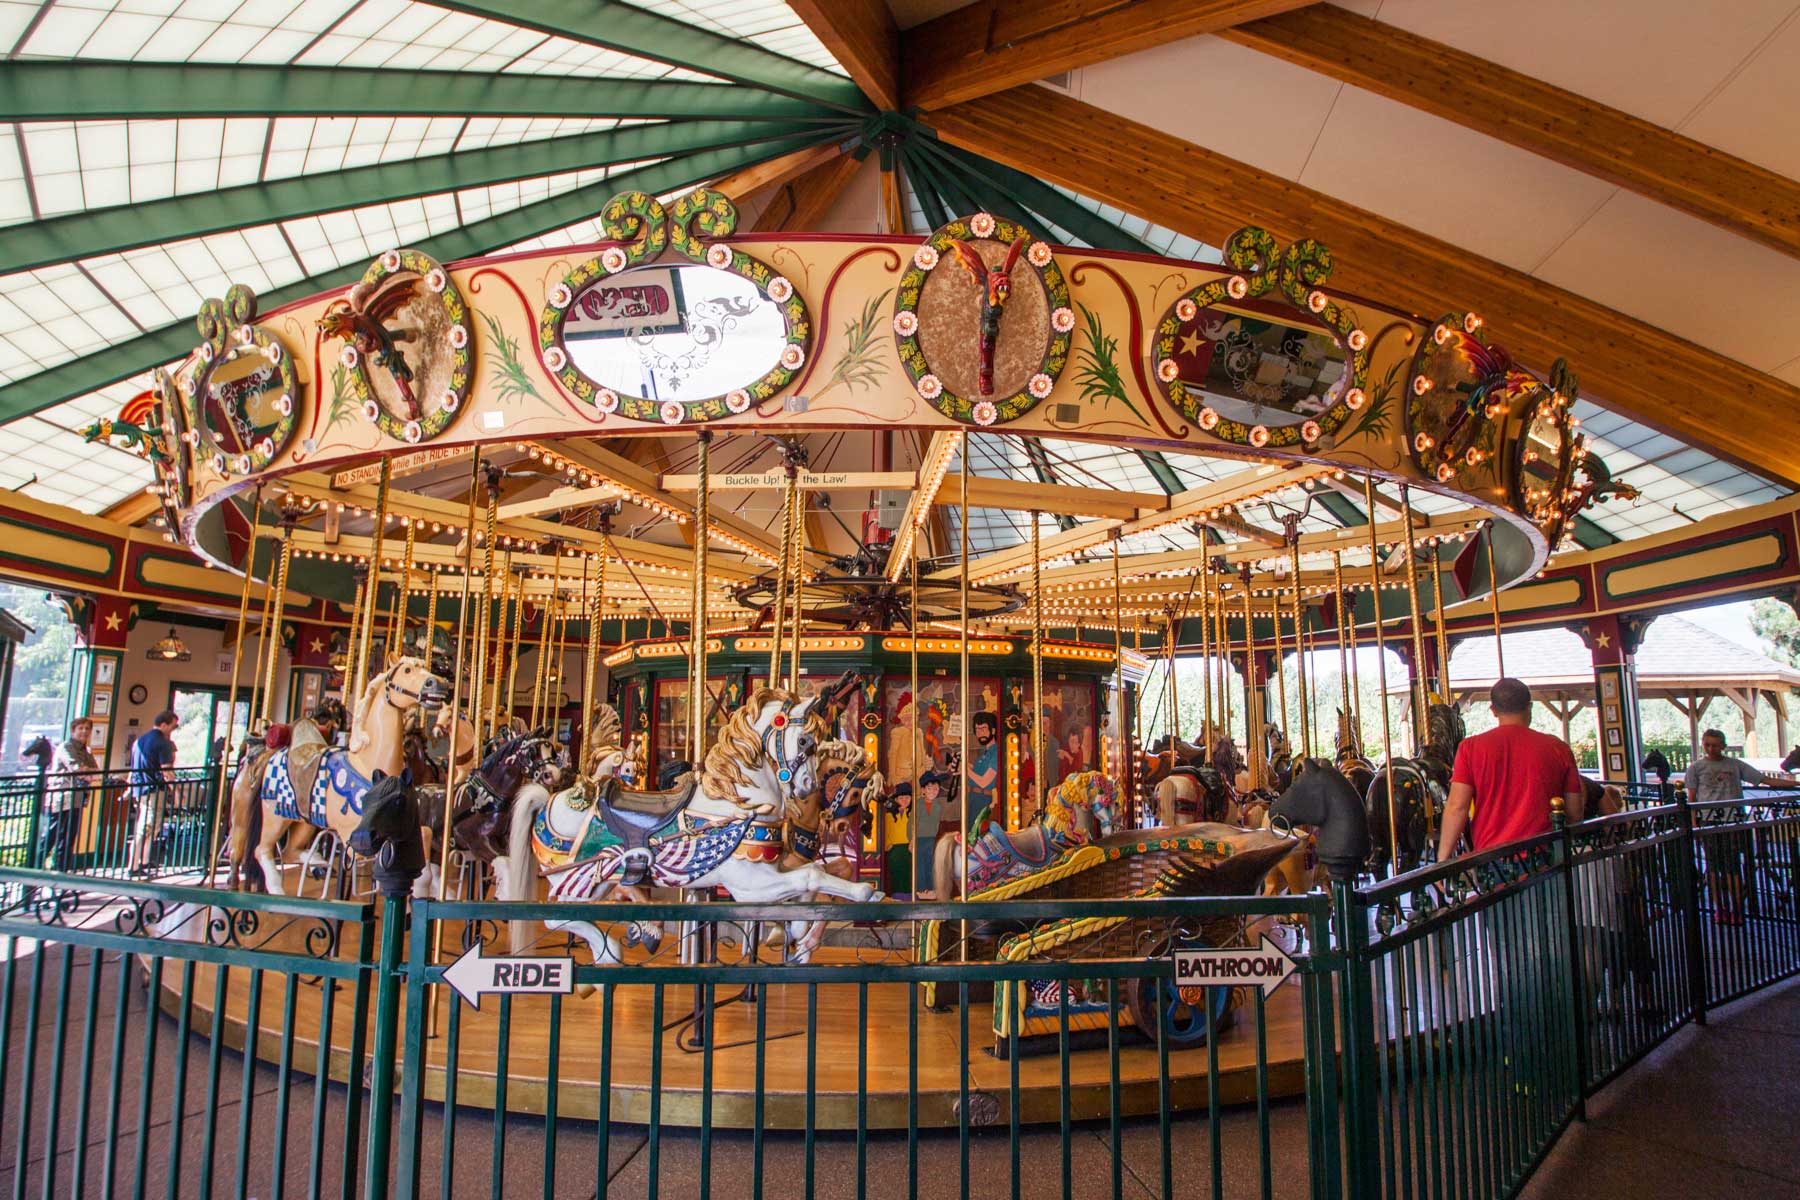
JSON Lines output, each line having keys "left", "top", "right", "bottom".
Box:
{"left": 1604, "top": 703, "right": 1619, "bottom": 723}
{"left": 95, "top": 659, "right": 116, "bottom": 686}
{"left": 1605, "top": 727, "right": 1622, "bottom": 747}
{"left": 1608, "top": 752, "right": 1625, "bottom": 773}
{"left": 91, "top": 689, "right": 112, "bottom": 718}
{"left": 1600, "top": 675, "right": 1618, "bottom": 700}
{"left": 89, "top": 723, "right": 108, "bottom": 749}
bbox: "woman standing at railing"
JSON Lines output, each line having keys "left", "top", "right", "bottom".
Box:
{"left": 43, "top": 716, "right": 97, "bottom": 870}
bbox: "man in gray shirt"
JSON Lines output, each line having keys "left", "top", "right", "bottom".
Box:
{"left": 1683, "top": 728, "right": 1762, "bottom": 925}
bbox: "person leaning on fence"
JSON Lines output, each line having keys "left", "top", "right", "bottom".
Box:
{"left": 127, "top": 709, "right": 179, "bottom": 877}
{"left": 1436, "top": 677, "right": 1585, "bottom": 863}
{"left": 1574, "top": 777, "right": 1660, "bottom": 1019}
{"left": 42, "top": 717, "right": 98, "bottom": 870}
{"left": 1683, "top": 728, "right": 1763, "bottom": 926}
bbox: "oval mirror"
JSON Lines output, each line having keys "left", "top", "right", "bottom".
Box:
{"left": 562, "top": 264, "right": 788, "bottom": 404}
{"left": 1162, "top": 300, "right": 1348, "bottom": 432}
{"left": 1513, "top": 399, "right": 1572, "bottom": 523}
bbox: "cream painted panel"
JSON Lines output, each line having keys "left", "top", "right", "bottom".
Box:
{"left": 1363, "top": 0, "right": 1797, "bottom": 132}
{"left": 1677, "top": 12, "right": 1800, "bottom": 182}
{"left": 1297, "top": 85, "right": 1618, "bottom": 272}
{"left": 1077, "top": 35, "right": 1343, "bottom": 181}
{"left": 1534, "top": 189, "right": 1800, "bottom": 373}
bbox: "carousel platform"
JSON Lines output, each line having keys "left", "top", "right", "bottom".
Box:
{"left": 149, "top": 898, "right": 1313, "bottom": 1131}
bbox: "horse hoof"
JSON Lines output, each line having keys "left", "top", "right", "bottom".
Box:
{"left": 575, "top": 982, "right": 595, "bottom": 999}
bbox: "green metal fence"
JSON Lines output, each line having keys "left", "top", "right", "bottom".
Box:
{"left": 0, "top": 763, "right": 221, "bottom": 876}
{"left": 0, "top": 794, "right": 1796, "bottom": 1200}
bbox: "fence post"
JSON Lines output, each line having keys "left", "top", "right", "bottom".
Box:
{"left": 1553, "top": 799, "right": 1590, "bottom": 1116}
{"left": 363, "top": 826, "right": 425, "bottom": 1200}
{"left": 22, "top": 761, "right": 46, "bottom": 870}
{"left": 1672, "top": 786, "right": 1709, "bottom": 1026}
{"left": 1331, "top": 877, "right": 1381, "bottom": 1200}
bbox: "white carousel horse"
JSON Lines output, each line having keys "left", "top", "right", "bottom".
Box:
{"left": 932, "top": 771, "right": 1119, "bottom": 900}
{"left": 523, "top": 687, "right": 881, "bottom": 966}
{"left": 227, "top": 657, "right": 448, "bottom": 897}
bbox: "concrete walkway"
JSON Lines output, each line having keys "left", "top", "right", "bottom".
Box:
{"left": 1522, "top": 975, "right": 1800, "bottom": 1198}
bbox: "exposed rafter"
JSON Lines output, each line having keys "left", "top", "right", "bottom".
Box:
{"left": 428, "top": 0, "right": 871, "bottom": 112}
{"left": 786, "top": 0, "right": 901, "bottom": 111}
{"left": 0, "top": 61, "right": 845, "bottom": 123}
{"left": 0, "top": 118, "right": 848, "bottom": 277}
{"left": 1019, "top": 439, "right": 1077, "bottom": 531}
{"left": 0, "top": 134, "right": 837, "bottom": 425}
{"left": 925, "top": 85, "right": 1800, "bottom": 487}
{"left": 709, "top": 140, "right": 849, "bottom": 202}
{"left": 901, "top": 0, "right": 1317, "bottom": 110}
{"left": 752, "top": 147, "right": 867, "bottom": 233}
{"left": 1219, "top": 5, "right": 1800, "bottom": 260}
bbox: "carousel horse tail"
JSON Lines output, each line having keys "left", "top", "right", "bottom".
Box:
{"left": 932, "top": 831, "right": 961, "bottom": 900}
{"left": 227, "top": 748, "right": 269, "bottom": 891}
{"left": 499, "top": 781, "right": 551, "bottom": 953}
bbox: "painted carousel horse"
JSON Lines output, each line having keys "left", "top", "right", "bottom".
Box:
{"left": 1267, "top": 758, "right": 1373, "bottom": 882}
{"left": 1364, "top": 702, "right": 1465, "bottom": 876}
{"left": 448, "top": 724, "right": 568, "bottom": 938}
{"left": 526, "top": 685, "right": 881, "bottom": 966}
{"left": 1256, "top": 758, "right": 1339, "bottom": 902}
{"left": 228, "top": 657, "right": 448, "bottom": 895}
{"left": 1155, "top": 757, "right": 1241, "bottom": 829}
{"left": 933, "top": 771, "right": 1119, "bottom": 900}
{"left": 1333, "top": 708, "right": 1377, "bottom": 799}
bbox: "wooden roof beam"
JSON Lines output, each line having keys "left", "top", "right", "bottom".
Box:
{"left": 933, "top": 473, "right": 1163, "bottom": 521}
{"left": 787, "top": 0, "right": 901, "bottom": 111}
{"left": 1219, "top": 5, "right": 1800, "bottom": 260}
{"left": 751, "top": 147, "right": 865, "bottom": 233}
{"left": 902, "top": 0, "right": 1317, "bottom": 110}
{"left": 924, "top": 85, "right": 1800, "bottom": 486}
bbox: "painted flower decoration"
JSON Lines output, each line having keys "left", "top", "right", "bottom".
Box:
{"left": 968, "top": 212, "right": 996, "bottom": 237}
{"left": 916, "top": 373, "right": 943, "bottom": 400}
{"left": 1308, "top": 290, "right": 1328, "bottom": 313}
{"left": 198, "top": 342, "right": 214, "bottom": 362}
{"left": 236, "top": 454, "right": 254, "bottom": 474}
{"left": 1027, "top": 241, "right": 1053, "bottom": 268}
{"left": 181, "top": 375, "right": 197, "bottom": 396}
{"left": 1346, "top": 387, "right": 1366, "bottom": 410}
{"left": 766, "top": 276, "right": 793, "bottom": 302}
{"left": 1156, "top": 358, "right": 1180, "bottom": 383}
{"left": 660, "top": 401, "right": 685, "bottom": 425}
{"left": 256, "top": 438, "right": 275, "bottom": 459}
{"left": 1412, "top": 375, "right": 1433, "bottom": 396}
{"left": 440, "top": 390, "right": 459, "bottom": 413}
{"left": 181, "top": 428, "right": 200, "bottom": 446}
{"left": 1249, "top": 425, "right": 1270, "bottom": 447}
{"left": 706, "top": 244, "right": 732, "bottom": 269}
{"left": 1227, "top": 275, "right": 1249, "bottom": 299}
{"left": 340, "top": 345, "right": 360, "bottom": 369}
{"left": 596, "top": 388, "right": 620, "bottom": 414}
{"left": 548, "top": 283, "right": 574, "bottom": 310}
{"left": 212, "top": 453, "right": 227, "bottom": 474}
{"left": 1051, "top": 307, "right": 1075, "bottom": 333}
{"left": 1301, "top": 420, "right": 1322, "bottom": 443}
{"left": 725, "top": 389, "right": 751, "bottom": 414}
{"left": 381, "top": 250, "right": 402, "bottom": 272}
{"left": 403, "top": 420, "right": 423, "bottom": 444}
{"left": 1464, "top": 312, "right": 1484, "bottom": 334}
{"left": 1198, "top": 407, "right": 1220, "bottom": 430}
{"left": 602, "top": 247, "right": 630, "bottom": 273}
{"left": 1028, "top": 373, "right": 1054, "bottom": 399}
{"left": 779, "top": 344, "right": 805, "bottom": 370}
{"left": 1414, "top": 432, "right": 1434, "bottom": 452}
{"left": 1436, "top": 463, "right": 1456, "bottom": 483}
{"left": 543, "top": 345, "right": 567, "bottom": 371}
{"left": 426, "top": 268, "right": 447, "bottom": 294}
{"left": 263, "top": 341, "right": 282, "bottom": 364}
{"left": 1175, "top": 299, "right": 1198, "bottom": 322}
{"left": 236, "top": 324, "right": 254, "bottom": 344}
{"left": 1348, "top": 329, "right": 1368, "bottom": 351}
{"left": 275, "top": 393, "right": 294, "bottom": 416}
{"left": 1433, "top": 323, "right": 1453, "bottom": 345}
{"left": 362, "top": 399, "right": 381, "bottom": 423}
{"left": 1465, "top": 447, "right": 1483, "bottom": 466}
{"left": 449, "top": 324, "right": 468, "bottom": 349}
{"left": 893, "top": 311, "right": 918, "bottom": 337}
{"left": 913, "top": 245, "right": 939, "bottom": 271}
{"left": 972, "top": 400, "right": 998, "bottom": 426}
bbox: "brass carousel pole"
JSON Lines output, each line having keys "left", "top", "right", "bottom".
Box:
{"left": 431, "top": 451, "right": 485, "bottom": 1035}
{"left": 244, "top": 539, "right": 278, "bottom": 731}
{"left": 768, "top": 471, "right": 795, "bottom": 684}
{"left": 909, "top": 517, "right": 921, "bottom": 905}
{"left": 471, "top": 474, "right": 500, "bottom": 738}
{"left": 386, "top": 516, "right": 415, "bottom": 665}
{"left": 531, "top": 550, "right": 561, "bottom": 733}
{"left": 1240, "top": 583, "right": 1258, "bottom": 791}
{"left": 1031, "top": 513, "right": 1045, "bottom": 827}
{"left": 1199, "top": 547, "right": 1213, "bottom": 760}
{"left": 1485, "top": 521, "right": 1507, "bottom": 678}
{"left": 1346, "top": 563, "right": 1364, "bottom": 750}
{"left": 1272, "top": 580, "right": 1288, "bottom": 752}
{"left": 1333, "top": 551, "right": 1354, "bottom": 751}
{"left": 690, "top": 431, "right": 711, "bottom": 765}
{"left": 1112, "top": 532, "right": 1125, "bottom": 810}
{"left": 787, "top": 483, "right": 805, "bottom": 688}
{"left": 423, "top": 564, "right": 441, "bottom": 659}
{"left": 1429, "top": 541, "right": 1452, "bottom": 702}
{"left": 1166, "top": 610, "right": 1179, "bottom": 751}
{"left": 487, "top": 553, "right": 513, "bottom": 732}
{"left": 261, "top": 517, "right": 295, "bottom": 727}
{"left": 584, "top": 538, "right": 610, "bottom": 741}
{"left": 1365, "top": 475, "right": 1400, "bottom": 875}
{"left": 1216, "top": 581, "right": 1231, "bottom": 758}
{"left": 208, "top": 484, "right": 262, "bottom": 884}
{"left": 1291, "top": 537, "right": 1309, "bottom": 758}
{"left": 1398, "top": 484, "right": 1430, "bottom": 746}
{"left": 958, "top": 449, "right": 971, "bottom": 953}
{"left": 503, "top": 559, "right": 525, "bottom": 721}
{"left": 353, "top": 458, "right": 393, "bottom": 702}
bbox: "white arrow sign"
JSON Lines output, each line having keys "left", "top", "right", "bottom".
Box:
{"left": 443, "top": 944, "right": 575, "bottom": 1010}
{"left": 1171, "top": 935, "right": 1299, "bottom": 998}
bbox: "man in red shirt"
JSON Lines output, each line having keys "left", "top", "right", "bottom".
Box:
{"left": 1437, "top": 677, "right": 1585, "bottom": 860}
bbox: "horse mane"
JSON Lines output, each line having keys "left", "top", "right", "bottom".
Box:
{"left": 581, "top": 704, "right": 624, "bottom": 776}
{"left": 816, "top": 739, "right": 865, "bottom": 773}
{"left": 699, "top": 686, "right": 826, "bottom": 802}
{"left": 346, "top": 663, "right": 391, "bottom": 755}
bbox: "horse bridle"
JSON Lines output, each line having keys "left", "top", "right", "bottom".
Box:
{"left": 759, "top": 701, "right": 816, "bottom": 798}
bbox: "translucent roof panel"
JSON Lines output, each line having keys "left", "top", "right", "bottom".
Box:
{"left": 1567, "top": 399, "right": 1788, "bottom": 541}
{"left": 0, "top": 387, "right": 156, "bottom": 514}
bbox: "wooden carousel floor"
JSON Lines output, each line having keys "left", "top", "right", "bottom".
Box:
{"left": 149, "top": 895, "right": 1313, "bottom": 1131}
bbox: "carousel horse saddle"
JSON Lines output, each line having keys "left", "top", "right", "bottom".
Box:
{"left": 284, "top": 742, "right": 332, "bottom": 812}
{"left": 596, "top": 774, "right": 699, "bottom": 886}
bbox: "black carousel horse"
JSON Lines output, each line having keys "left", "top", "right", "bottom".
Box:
{"left": 1363, "top": 702, "right": 1465, "bottom": 877}
{"left": 1268, "top": 758, "right": 1372, "bottom": 881}
{"left": 347, "top": 769, "right": 427, "bottom": 897}
{"left": 449, "top": 727, "right": 569, "bottom": 870}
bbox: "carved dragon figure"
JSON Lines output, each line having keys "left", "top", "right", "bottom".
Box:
{"left": 318, "top": 276, "right": 421, "bottom": 417}
{"left": 946, "top": 236, "right": 1027, "bottom": 396}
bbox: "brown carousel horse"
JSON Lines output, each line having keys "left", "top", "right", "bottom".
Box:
{"left": 1364, "top": 702, "right": 1465, "bottom": 876}
{"left": 1154, "top": 734, "right": 1243, "bottom": 828}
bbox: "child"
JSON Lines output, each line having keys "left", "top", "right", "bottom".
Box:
{"left": 884, "top": 782, "right": 913, "bottom": 897}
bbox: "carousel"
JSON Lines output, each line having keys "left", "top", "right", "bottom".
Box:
{"left": 89, "top": 183, "right": 1625, "bottom": 1126}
